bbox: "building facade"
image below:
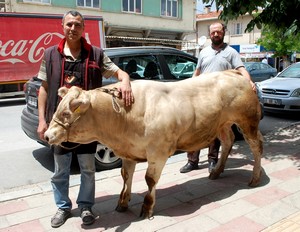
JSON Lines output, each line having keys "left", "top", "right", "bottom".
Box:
{"left": 184, "top": 7, "right": 269, "bottom": 60}
{"left": 1, "top": 0, "right": 197, "bottom": 48}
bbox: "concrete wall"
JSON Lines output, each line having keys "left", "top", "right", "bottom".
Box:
{"left": 9, "top": 0, "right": 196, "bottom": 37}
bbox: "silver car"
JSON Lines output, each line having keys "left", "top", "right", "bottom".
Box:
{"left": 257, "top": 62, "right": 300, "bottom": 113}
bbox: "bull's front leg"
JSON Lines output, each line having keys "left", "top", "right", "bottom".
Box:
{"left": 116, "top": 159, "right": 136, "bottom": 212}
{"left": 140, "top": 158, "right": 168, "bottom": 218}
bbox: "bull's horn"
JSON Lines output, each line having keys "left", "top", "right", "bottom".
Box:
{"left": 58, "top": 87, "right": 69, "bottom": 98}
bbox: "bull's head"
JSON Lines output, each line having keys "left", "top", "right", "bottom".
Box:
{"left": 44, "top": 86, "right": 91, "bottom": 145}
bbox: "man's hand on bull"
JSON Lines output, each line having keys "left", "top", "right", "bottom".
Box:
{"left": 118, "top": 83, "right": 134, "bottom": 106}
{"left": 114, "top": 69, "right": 134, "bottom": 106}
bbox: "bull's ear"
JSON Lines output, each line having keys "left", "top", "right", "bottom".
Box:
{"left": 58, "top": 87, "right": 69, "bottom": 98}
{"left": 69, "top": 93, "right": 91, "bottom": 114}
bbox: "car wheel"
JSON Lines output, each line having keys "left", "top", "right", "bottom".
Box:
{"left": 94, "top": 143, "right": 122, "bottom": 171}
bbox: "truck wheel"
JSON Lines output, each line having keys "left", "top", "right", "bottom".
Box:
{"left": 94, "top": 143, "right": 122, "bottom": 171}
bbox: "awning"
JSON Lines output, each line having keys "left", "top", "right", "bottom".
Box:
{"left": 105, "top": 35, "right": 190, "bottom": 46}
{"left": 240, "top": 52, "right": 273, "bottom": 59}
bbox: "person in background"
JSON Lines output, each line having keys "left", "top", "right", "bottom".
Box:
{"left": 262, "top": 57, "right": 268, "bottom": 64}
{"left": 37, "top": 10, "right": 134, "bottom": 228}
{"left": 180, "top": 22, "right": 256, "bottom": 174}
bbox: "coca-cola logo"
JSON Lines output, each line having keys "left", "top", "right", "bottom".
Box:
{"left": 0, "top": 32, "right": 63, "bottom": 64}
{"left": 0, "top": 32, "right": 92, "bottom": 65}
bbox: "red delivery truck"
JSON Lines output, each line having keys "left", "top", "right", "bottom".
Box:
{"left": 0, "top": 12, "right": 105, "bottom": 98}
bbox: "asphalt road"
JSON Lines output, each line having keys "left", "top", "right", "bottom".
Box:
{"left": 0, "top": 99, "right": 299, "bottom": 192}
{"left": 0, "top": 99, "right": 53, "bottom": 192}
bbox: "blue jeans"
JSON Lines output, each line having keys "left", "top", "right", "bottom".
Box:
{"left": 51, "top": 152, "right": 95, "bottom": 210}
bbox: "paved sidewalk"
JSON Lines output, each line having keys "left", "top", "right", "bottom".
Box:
{"left": 0, "top": 123, "right": 299, "bottom": 232}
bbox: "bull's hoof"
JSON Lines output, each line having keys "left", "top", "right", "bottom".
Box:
{"left": 139, "top": 206, "right": 153, "bottom": 219}
{"left": 208, "top": 170, "right": 221, "bottom": 180}
{"left": 115, "top": 205, "right": 128, "bottom": 212}
{"left": 248, "top": 169, "right": 262, "bottom": 187}
{"left": 248, "top": 179, "right": 260, "bottom": 187}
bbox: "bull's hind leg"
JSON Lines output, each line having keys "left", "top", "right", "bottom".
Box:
{"left": 243, "top": 128, "right": 263, "bottom": 187}
{"left": 209, "top": 124, "right": 235, "bottom": 180}
{"left": 140, "top": 157, "right": 168, "bottom": 218}
{"left": 116, "top": 159, "right": 136, "bottom": 212}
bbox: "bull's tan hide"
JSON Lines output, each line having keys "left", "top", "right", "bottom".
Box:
{"left": 44, "top": 70, "right": 263, "bottom": 218}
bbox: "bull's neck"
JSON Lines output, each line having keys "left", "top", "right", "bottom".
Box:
{"left": 89, "top": 90, "right": 126, "bottom": 137}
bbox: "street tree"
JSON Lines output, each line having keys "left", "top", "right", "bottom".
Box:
{"left": 202, "top": 0, "right": 300, "bottom": 34}
{"left": 257, "top": 26, "right": 300, "bottom": 58}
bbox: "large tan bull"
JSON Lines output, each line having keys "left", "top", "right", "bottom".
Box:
{"left": 44, "top": 70, "right": 263, "bottom": 218}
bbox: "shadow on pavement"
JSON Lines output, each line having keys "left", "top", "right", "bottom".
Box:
{"left": 263, "top": 123, "right": 300, "bottom": 169}
{"left": 32, "top": 146, "right": 81, "bottom": 174}
{"left": 88, "top": 166, "right": 270, "bottom": 231}
{"left": 232, "top": 123, "right": 300, "bottom": 169}
{"left": 32, "top": 147, "right": 54, "bottom": 172}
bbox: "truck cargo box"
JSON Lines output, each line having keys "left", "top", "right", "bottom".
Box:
{"left": 0, "top": 12, "right": 105, "bottom": 97}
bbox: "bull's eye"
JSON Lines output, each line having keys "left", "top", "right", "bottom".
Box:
{"left": 62, "top": 112, "right": 70, "bottom": 118}
{"left": 62, "top": 111, "right": 71, "bottom": 119}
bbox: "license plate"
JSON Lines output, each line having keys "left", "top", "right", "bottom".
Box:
{"left": 263, "top": 98, "right": 282, "bottom": 105}
{"left": 28, "top": 96, "right": 37, "bottom": 108}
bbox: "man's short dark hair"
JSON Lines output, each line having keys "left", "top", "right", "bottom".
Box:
{"left": 62, "top": 10, "right": 85, "bottom": 26}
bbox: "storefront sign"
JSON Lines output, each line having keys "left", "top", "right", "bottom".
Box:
{"left": 240, "top": 44, "right": 260, "bottom": 53}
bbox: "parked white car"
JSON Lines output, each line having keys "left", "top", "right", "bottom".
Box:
{"left": 257, "top": 62, "right": 300, "bottom": 113}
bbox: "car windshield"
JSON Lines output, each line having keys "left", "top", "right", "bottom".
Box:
{"left": 277, "top": 63, "right": 300, "bottom": 78}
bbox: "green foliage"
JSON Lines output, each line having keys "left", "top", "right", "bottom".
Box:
{"left": 257, "top": 26, "right": 300, "bottom": 57}
{"left": 202, "top": 0, "right": 300, "bottom": 34}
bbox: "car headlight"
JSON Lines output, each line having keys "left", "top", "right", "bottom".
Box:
{"left": 255, "top": 83, "right": 262, "bottom": 92}
{"left": 291, "top": 88, "right": 300, "bottom": 97}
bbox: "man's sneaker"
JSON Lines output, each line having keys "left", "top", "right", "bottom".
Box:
{"left": 51, "top": 208, "right": 71, "bottom": 228}
{"left": 81, "top": 207, "right": 96, "bottom": 225}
